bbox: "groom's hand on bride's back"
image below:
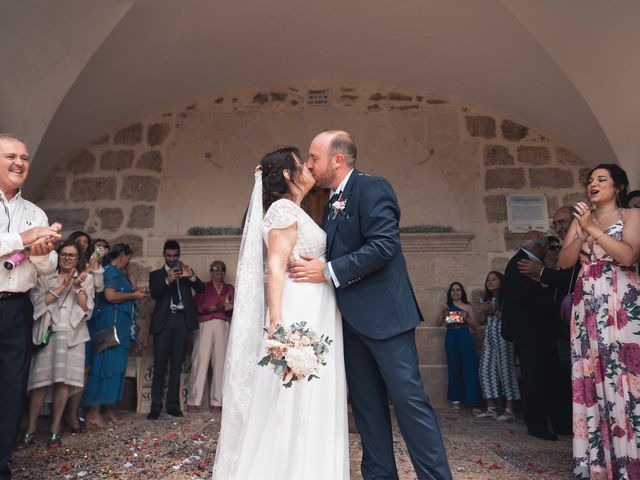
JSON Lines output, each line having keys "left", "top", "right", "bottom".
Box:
{"left": 288, "top": 254, "right": 326, "bottom": 283}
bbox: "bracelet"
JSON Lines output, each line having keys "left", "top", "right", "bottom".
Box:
{"left": 75, "top": 288, "right": 85, "bottom": 295}
{"left": 48, "top": 290, "right": 59, "bottom": 298}
{"left": 595, "top": 231, "right": 608, "bottom": 243}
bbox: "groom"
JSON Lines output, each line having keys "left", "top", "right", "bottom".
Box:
{"left": 290, "top": 130, "right": 451, "bottom": 480}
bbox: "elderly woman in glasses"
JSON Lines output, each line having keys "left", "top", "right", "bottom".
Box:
{"left": 18, "top": 240, "right": 94, "bottom": 451}
{"left": 186, "top": 260, "right": 234, "bottom": 413}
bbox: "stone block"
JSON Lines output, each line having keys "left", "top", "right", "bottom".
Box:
{"left": 110, "top": 234, "right": 143, "bottom": 257}
{"left": 70, "top": 177, "right": 117, "bottom": 201}
{"left": 40, "top": 177, "right": 67, "bottom": 201}
{"left": 555, "top": 146, "right": 586, "bottom": 166}
{"left": 45, "top": 208, "right": 89, "bottom": 232}
{"left": 426, "top": 112, "right": 459, "bottom": 144}
{"left": 100, "top": 150, "right": 134, "bottom": 171}
{"left": 66, "top": 149, "right": 95, "bottom": 174}
{"left": 92, "top": 135, "right": 109, "bottom": 145}
{"left": 121, "top": 176, "right": 160, "bottom": 201}
{"left": 137, "top": 151, "right": 163, "bottom": 172}
{"left": 484, "top": 168, "right": 525, "bottom": 189}
{"left": 530, "top": 168, "right": 573, "bottom": 188}
{"left": 483, "top": 145, "right": 513, "bottom": 166}
{"left": 128, "top": 205, "right": 155, "bottom": 229}
{"left": 500, "top": 119, "right": 529, "bottom": 141}
{"left": 114, "top": 123, "right": 143, "bottom": 145}
{"left": 578, "top": 168, "right": 591, "bottom": 185}
{"left": 483, "top": 195, "right": 507, "bottom": 223}
{"left": 415, "top": 326, "right": 446, "bottom": 365}
{"left": 127, "top": 261, "right": 151, "bottom": 287}
{"left": 504, "top": 229, "right": 525, "bottom": 251}
{"left": 465, "top": 115, "right": 495, "bottom": 138}
{"left": 490, "top": 256, "right": 510, "bottom": 273}
{"left": 147, "top": 123, "right": 171, "bottom": 147}
{"left": 96, "top": 207, "right": 123, "bottom": 231}
{"left": 517, "top": 146, "right": 551, "bottom": 165}
{"left": 564, "top": 191, "right": 587, "bottom": 206}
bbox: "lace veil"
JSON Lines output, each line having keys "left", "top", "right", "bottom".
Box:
{"left": 212, "top": 170, "right": 265, "bottom": 479}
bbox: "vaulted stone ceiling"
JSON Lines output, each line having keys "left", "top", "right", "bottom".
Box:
{"left": 1, "top": 0, "right": 638, "bottom": 196}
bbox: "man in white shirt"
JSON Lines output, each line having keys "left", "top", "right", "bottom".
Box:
{"left": 0, "top": 134, "right": 60, "bottom": 480}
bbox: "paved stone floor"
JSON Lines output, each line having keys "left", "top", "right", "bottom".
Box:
{"left": 11, "top": 407, "right": 571, "bottom": 479}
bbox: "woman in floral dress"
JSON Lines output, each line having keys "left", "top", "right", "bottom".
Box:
{"left": 559, "top": 164, "right": 640, "bottom": 479}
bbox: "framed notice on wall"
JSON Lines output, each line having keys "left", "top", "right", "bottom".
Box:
{"left": 506, "top": 194, "right": 549, "bottom": 233}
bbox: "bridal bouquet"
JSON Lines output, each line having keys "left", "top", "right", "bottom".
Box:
{"left": 258, "top": 321, "right": 333, "bottom": 388}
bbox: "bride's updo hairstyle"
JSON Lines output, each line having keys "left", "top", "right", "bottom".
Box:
{"left": 260, "top": 146, "right": 302, "bottom": 211}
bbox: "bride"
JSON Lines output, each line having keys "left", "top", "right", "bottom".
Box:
{"left": 212, "top": 147, "right": 349, "bottom": 479}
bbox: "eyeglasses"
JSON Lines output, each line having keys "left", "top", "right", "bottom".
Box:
{"left": 59, "top": 253, "right": 78, "bottom": 259}
{"left": 211, "top": 267, "right": 226, "bottom": 272}
{"left": 548, "top": 245, "right": 561, "bottom": 251}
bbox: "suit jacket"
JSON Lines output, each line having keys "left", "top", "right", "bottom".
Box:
{"left": 501, "top": 249, "right": 556, "bottom": 348}
{"left": 148, "top": 267, "right": 205, "bottom": 334}
{"left": 540, "top": 261, "right": 580, "bottom": 341}
{"left": 325, "top": 169, "right": 423, "bottom": 340}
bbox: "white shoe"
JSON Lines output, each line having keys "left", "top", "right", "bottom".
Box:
{"left": 475, "top": 407, "right": 498, "bottom": 419}
{"left": 451, "top": 401, "right": 461, "bottom": 412}
{"left": 496, "top": 409, "right": 515, "bottom": 422}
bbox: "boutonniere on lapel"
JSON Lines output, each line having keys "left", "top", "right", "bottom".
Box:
{"left": 331, "top": 194, "right": 348, "bottom": 220}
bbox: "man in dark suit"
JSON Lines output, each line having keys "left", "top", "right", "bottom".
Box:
{"left": 517, "top": 206, "right": 578, "bottom": 435}
{"left": 502, "top": 231, "right": 564, "bottom": 440}
{"left": 290, "top": 131, "right": 451, "bottom": 480}
{"left": 148, "top": 240, "right": 204, "bottom": 419}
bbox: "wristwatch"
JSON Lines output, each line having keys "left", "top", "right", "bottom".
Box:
{"left": 322, "top": 264, "right": 331, "bottom": 280}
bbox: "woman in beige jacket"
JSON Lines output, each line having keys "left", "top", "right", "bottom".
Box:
{"left": 18, "top": 240, "right": 94, "bottom": 451}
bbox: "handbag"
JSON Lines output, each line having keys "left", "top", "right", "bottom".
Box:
{"left": 94, "top": 305, "right": 120, "bottom": 353}
{"left": 560, "top": 265, "right": 578, "bottom": 323}
{"left": 32, "top": 327, "right": 52, "bottom": 352}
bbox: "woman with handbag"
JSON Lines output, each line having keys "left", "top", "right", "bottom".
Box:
{"left": 64, "top": 236, "right": 110, "bottom": 433}
{"left": 81, "top": 243, "right": 148, "bottom": 427}
{"left": 17, "top": 240, "right": 94, "bottom": 451}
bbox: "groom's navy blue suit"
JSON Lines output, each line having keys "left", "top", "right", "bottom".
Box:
{"left": 324, "top": 169, "right": 451, "bottom": 480}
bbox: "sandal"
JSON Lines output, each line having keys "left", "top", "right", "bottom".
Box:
{"left": 46, "top": 433, "right": 62, "bottom": 451}
{"left": 16, "top": 431, "right": 37, "bottom": 451}
{"left": 62, "top": 416, "right": 82, "bottom": 434}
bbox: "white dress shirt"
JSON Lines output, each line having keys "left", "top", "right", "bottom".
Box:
{"left": 0, "top": 190, "right": 58, "bottom": 292}
{"left": 326, "top": 168, "right": 355, "bottom": 288}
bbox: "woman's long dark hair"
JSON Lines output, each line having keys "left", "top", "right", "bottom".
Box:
{"left": 66, "top": 230, "right": 92, "bottom": 260}
{"left": 108, "top": 243, "right": 132, "bottom": 262}
{"left": 56, "top": 240, "right": 87, "bottom": 273}
{"left": 482, "top": 271, "right": 505, "bottom": 307}
{"left": 446, "top": 282, "right": 469, "bottom": 305}
{"left": 585, "top": 163, "right": 629, "bottom": 208}
{"left": 260, "top": 146, "right": 302, "bottom": 212}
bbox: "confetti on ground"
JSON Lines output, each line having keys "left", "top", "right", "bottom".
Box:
{"left": 11, "top": 407, "right": 572, "bottom": 479}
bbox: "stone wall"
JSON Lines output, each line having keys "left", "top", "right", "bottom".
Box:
{"left": 37, "top": 82, "right": 591, "bottom": 404}
{"left": 38, "top": 81, "right": 590, "bottom": 302}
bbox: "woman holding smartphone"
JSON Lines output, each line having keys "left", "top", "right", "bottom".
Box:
{"left": 437, "top": 282, "right": 481, "bottom": 413}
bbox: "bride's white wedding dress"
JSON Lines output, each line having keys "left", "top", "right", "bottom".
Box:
{"left": 213, "top": 197, "right": 349, "bottom": 479}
